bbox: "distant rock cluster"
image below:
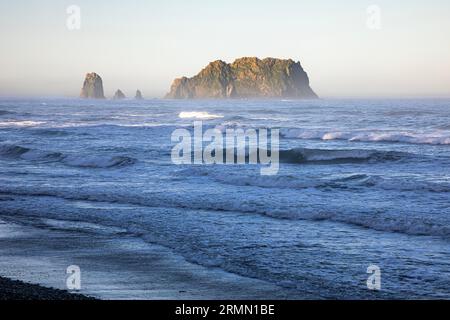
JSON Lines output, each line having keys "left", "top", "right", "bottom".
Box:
{"left": 166, "top": 57, "right": 318, "bottom": 99}
{"left": 80, "top": 57, "right": 318, "bottom": 100}
{"left": 80, "top": 73, "right": 143, "bottom": 100}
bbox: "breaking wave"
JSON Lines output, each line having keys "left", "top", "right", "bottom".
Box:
{"left": 179, "top": 111, "right": 224, "bottom": 120}
{"left": 177, "top": 167, "right": 450, "bottom": 193}
{"left": 0, "top": 143, "right": 136, "bottom": 168}
{"left": 0, "top": 185, "right": 448, "bottom": 238}
{"left": 184, "top": 147, "right": 408, "bottom": 165}
{"left": 62, "top": 155, "right": 136, "bottom": 168}
{"left": 281, "top": 128, "right": 450, "bottom": 145}
{"left": 0, "top": 120, "right": 46, "bottom": 127}
{"left": 279, "top": 148, "right": 407, "bottom": 164}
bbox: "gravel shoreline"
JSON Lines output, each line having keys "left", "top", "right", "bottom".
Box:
{"left": 0, "top": 276, "right": 95, "bottom": 300}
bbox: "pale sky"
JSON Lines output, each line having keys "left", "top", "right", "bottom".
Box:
{"left": 0, "top": 0, "right": 449, "bottom": 98}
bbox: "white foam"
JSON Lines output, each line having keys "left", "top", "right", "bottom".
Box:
{"left": 42, "top": 218, "right": 128, "bottom": 235}
{"left": 179, "top": 112, "right": 224, "bottom": 120}
{"left": 0, "top": 120, "right": 46, "bottom": 127}
{"left": 281, "top": 128, "right": 450, "bottom": 145}
{"left": 1, "top": 184, "right": 449, "bottom": 238}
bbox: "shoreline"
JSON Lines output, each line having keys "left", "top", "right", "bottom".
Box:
{"left": 0, "top": 276, "right": 94, "bottom": 300}
{"left": 0, "top": 215, "right": 296, "bottom": 300}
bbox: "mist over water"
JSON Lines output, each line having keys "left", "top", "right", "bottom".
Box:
{"left": 0, "top": 98, "right": 449, "bottom": 299}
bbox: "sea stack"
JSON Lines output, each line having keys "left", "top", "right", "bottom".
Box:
{"left": 135, "top": 90, "right": 143, "bottom": 100}
{"left": 113, "top": 89, "right": 126, "bottom": 100}
{"left": 80, "top": 72, "right": 105, "bottom": 99}
{"left": 165, "top": 57, "right": 318, "bottom": 99}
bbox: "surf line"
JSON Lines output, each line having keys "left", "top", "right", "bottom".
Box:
{"left": 171, "top": 121, "right": 280, "bottom": 175}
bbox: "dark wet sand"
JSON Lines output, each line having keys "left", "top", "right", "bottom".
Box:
{"left": 0, "top": 276, "right": 94, "bottom": 300}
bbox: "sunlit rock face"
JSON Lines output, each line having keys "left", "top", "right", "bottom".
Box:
{"left": 80, "top": 73, "right": 105, "bottom": 99}
{"left": 166, "top": 57, "right": 318, "bottom": 99}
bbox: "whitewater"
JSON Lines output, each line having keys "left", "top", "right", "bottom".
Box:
{"left": 0, "top": 97, "right": 449, "bottom": 299}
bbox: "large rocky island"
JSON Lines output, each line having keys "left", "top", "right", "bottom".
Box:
{"left": 166, "top": 57, "right": 318, "bottom": 99}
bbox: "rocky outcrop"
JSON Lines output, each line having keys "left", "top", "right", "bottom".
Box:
{"left": 166, "top": 57, "right": 318, "bottom": 99}
{"left": 80, "top": 73, "right": 105, "bottom": 99}
{"left": 113, "top": 89, "right": 126, "bottom": 100}
{"left": 135, "top": 90, "right": 143, "bottom": 100}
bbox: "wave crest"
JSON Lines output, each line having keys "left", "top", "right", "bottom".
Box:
{"left": 62, "top": 155, "right": 136, "bottom": 168}
{"left": 279, "top": 148, "right": 407, "bottom": 164}
{"left": 179, "top": 111, "right": 224, "bottom": 120}
{"left": 0, "top": 143, "right": 136, "bottom": 168}
{"left": 281, "top": 128, "right": 450, "bottom": 145}
{"left": 0, "top": 185, "right": 448, "bottom": 238}
{"left": 179, "top": 167, "right": 450, "bottom": 193}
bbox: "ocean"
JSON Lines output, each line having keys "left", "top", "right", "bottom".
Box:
{"left": 0, "top": 97, "right": 449, "bottom": 299}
